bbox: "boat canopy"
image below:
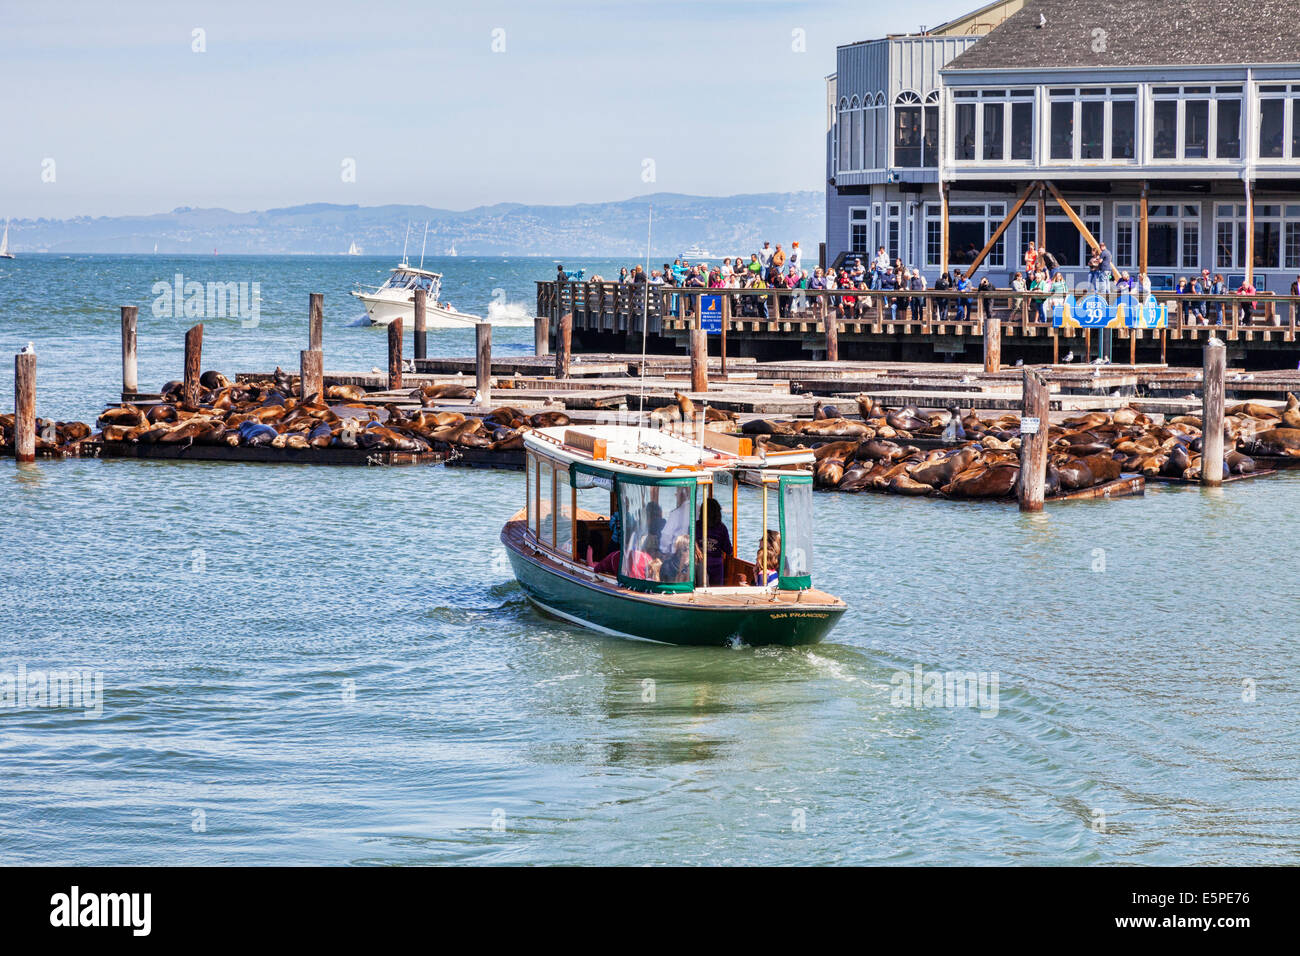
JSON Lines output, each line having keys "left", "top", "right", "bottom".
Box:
{"left": 381, "top": 266, "right": 442, "bottom": 296}
{"left": 524, "top": 425, "right": 816, "bottom": 594}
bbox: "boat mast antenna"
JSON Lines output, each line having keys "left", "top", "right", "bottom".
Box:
{"left": 637, "top": 205, "right": 652, "bottom": 447}
{"left": 401, "top": 221, "right": 411, "bottom": 265}
{"left": 419, "top": 220, "right": 429, "bottom": 269}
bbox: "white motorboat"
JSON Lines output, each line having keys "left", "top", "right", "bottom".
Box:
{"left": 351, "top": 262, "right": 480, "bottom": 328}
{"left": 0, "top": 219, "right": 14, "bottom": 259}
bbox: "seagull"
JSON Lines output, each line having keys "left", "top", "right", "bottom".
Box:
{"left": 1015, "top": 358, "right": 1024, "bottom": 367}
{"left": 1062, "top": 350, "right": 1075, "bottom": 363}
{"left": 20, "top": 342, "right": 34, "bottom": 354}
{"left": 1039, "top": 12, "right": 1047, "bottom": 27}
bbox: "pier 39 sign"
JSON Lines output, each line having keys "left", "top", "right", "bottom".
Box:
{"left": 1052, "top": 293, "right": 1167, "bottom": 329}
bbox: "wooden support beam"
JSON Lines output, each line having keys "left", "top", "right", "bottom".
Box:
{"left": 183, "top": 324, "right": 203, "bottom": 408}
{"left": 1044, "top": 181, "right": 1100, "bottom": 252}
{"left": 120, "top": 306, "right": 138, "bottom": 396}
{"left": 1037, "top": 185, "right": 1047, "bottom": 267}
{"left": 963, "top": 181, "right": 1038, "bottom": 279}
{"left": 300, "top": 349, "right": 322, "bottom": 402}
{"left": 983, "top": 314, "right": 1001, "bottom": 373}
{"left": 413, "top": 288, "right": 427, "bottom": 360}
{"left": 387, "top": 317, "right": 403, "bottom": 390}
{"left": 1018, "top": 369, "right": 1050, "bottom": 512}
{"left": 555, "top": 311, "right": 572, "bottom": 379}
{"left": 14, "top": 351, "right": 35, "bottom": 462}
{"left": 1201, "top": 338, "right": 1226, "bottom": 486}
{"left": 309, "top": 292, "right": 324, "bottom": 351}
{"left": 475, "top": 322, "right": 492, "bottom": 406}
{"left": 824, "top": 310, "right": 839, "bottom": 362}
{"left": 690, "top": 327, "right": 708, "bottom": 393}
{"left": 534, "top": 311, "right": 549, "bottom": 357}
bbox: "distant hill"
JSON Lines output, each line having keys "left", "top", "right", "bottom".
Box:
{"left": 4, "top": 193, "right": 823, "bottom": 256}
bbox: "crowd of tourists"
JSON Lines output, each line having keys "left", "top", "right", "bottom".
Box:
{"left": 568, "top": 240, "right": 1294, "bottom": 326}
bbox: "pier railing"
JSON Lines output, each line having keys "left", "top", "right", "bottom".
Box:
{"left": 537, "top": 281, "right": 1300, "bottom": 346}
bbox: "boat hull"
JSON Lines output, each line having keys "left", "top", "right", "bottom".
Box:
{"left": 351, "top": 291, "right": 479, "bottom": 328}
{"left": 503, "top": 529, "right": 845, "bottom": 647}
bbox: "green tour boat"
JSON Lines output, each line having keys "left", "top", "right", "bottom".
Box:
{"left": 502, "top": 423, "right": 847, "bottom": 646}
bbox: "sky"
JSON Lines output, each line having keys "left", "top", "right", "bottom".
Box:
{"left": 2, "top": 0, "right": 969, "bottom": 219}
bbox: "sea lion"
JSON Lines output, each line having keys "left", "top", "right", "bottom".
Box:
{"left": 200, "top": 370, "right": 230, "bottom": 390}
{"left": 857, "top": 439, "right": 903, "bottom": 462}
{"left": 888, "top": 474, "right": 934, "bottom": 496}
{"left": 942, "top": 462, "right": 1020, "bottom": 499}
{"left": 798, "top": 418, "right": 869, "bottom": 438}
{"left": 528, "top": 411, "right": 570, "bottom": 428}
{"left": 1283, "top": 393, "right": 1300, "bottom": 429}
{"left": 1248, "top": 427, "right": 1300, "bottom": 456}
{"left": 1226, "top": 401, "right": 1281, "bottom": 420}
{"left": 675, "top": 392, "right": 695, "bottom": 422}
{"left": 328, "top": 384, "right": 367, "bottom": 402}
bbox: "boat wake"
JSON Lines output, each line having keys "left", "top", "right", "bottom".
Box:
{"left": 485, "top": 301, "right": 534, "bottom": 326}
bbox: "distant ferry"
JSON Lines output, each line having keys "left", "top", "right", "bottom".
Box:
{"left": 679, "top": 244, "right": 715, "bottom": 261}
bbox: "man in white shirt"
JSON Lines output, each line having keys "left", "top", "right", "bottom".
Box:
{"left": 759, "top": 242, "right": 774, "bottom": 271}
{"left": 872, "top": 247, "right": 889, "bottom": 289}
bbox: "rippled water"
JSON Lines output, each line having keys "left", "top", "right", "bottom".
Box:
{"left": 1, "top": 256, "right": 1297, "bottom": 865}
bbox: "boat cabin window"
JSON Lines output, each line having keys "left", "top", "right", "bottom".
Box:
{"left": 618, "top": 479, "right": 696, "bottom": 590}
{"left": 556, "top": 467, "right": 574, "bottom": 558}
{"left": 777, "top": 475, "right": 813, "bottom": 590}
{"left": 535, "top": 459, "right": 554, "bottom": 546}
{"left": 526, "top": 454, "right": 538, "bottom": 533}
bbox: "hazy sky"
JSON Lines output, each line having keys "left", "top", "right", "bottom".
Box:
{"left": 2, "top": 0, "right": 967, "bottom": 218}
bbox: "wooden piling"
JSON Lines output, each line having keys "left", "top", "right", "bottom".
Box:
{"left": 13, "top": 351, "right": 36, "bottom": 462}
{"left": 1018, "top": 369, "right": 1049, "bottom": 512}
{"left": 183, "top": 324, "right": 203, "bottom": 407}
{"left": 555, "top": 311, "right": 572, "bottom": 379}
{"left": 413, "top": 288, "right": 427, "bottom": 361}
{"left": 824, "top": 310, "right": 839, "bottom": 362}
{"left": 475, "top": 322, "right": 492, "bottom": 405}
{"left": 983, "top": 314, "right": 1001, "bottom": 373}
{"left": 308, "top": 293, "right": 323, "bottom": 351}
{"left": 690, "top": 327, "right": 708, "bottom": 394}
{"left": 1201, "top": 338, "right": 1226, "bottom": 486}
{"left": 720, "top": 293, "right": 731, "bottom": 377}
{"left": 120, "top": 306, "right": 138, "bottom": 397}
{"left": 300, "top": 349, "right": 323, "bottom": 402}
{"left": 534, "top": 311, "right": 550, "bottom": 357}
{"left": 388, "top": 317, "right": 403, "bottom": 390}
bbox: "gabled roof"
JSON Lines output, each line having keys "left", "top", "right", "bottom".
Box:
{"left": 945, "top": 0, "right": 1300, "bottom": 71}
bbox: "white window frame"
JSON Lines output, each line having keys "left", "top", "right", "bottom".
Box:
{"left": 1149, "top": 85, "right": 1245, "bottom": 163}
{"left": 847, "top": 206, "right": 871, "bottom": 256}
{"left": 1256, "top": 84, "right": 1299, "bottom": 161}
{"left": 1046, "top": 87, "right": 1140, "bottom": 164}
{"left": 951, "top": 88, "right": 1036, "bottom": 165}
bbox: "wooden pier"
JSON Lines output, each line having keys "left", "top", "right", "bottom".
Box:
{"left": 537, "top": 282, "right": 1300, "bottom": 368}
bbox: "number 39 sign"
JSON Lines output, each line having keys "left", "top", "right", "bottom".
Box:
{"left": 1054, "top": 293, "right": 1166, "bottom": 329}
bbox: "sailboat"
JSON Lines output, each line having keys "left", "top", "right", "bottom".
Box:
{"left": 347, "top": 241, "right": 361, "bottom": 256}
{"left": 446, "top": 241, "right": 458, "bottom": 257}
{"left": 0, "top": 219, "right": 14, "bottom": 259}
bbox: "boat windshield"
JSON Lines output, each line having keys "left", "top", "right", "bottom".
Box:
{"left": 618, "top": 480, "right": 695, "bottom": 590}
{"left": 383, "top": 271, "right": 440, "bottom": 295}
{"left": 777, "top": 475, "right": 813, "bottom": 590}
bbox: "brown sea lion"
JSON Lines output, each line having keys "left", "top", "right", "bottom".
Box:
{"left": 888, "top": 474, "right": 934, "bottom": 496}
{"left": 1249, "top": 427, "right": 1300, "bottom": 455}
{"left": 529, "top": 411, "right": 570, "bottom": 428}
{"left": 942, "top": 463, "right": 1020, "bottom": 499}
{"left": 328, "top": 384, "right": 367, "bottom": 402}
{"left": 1226, "top": 401, "right": 1281, "bottom": 420}
{"left": 1283, "top": 393, "right": 1300, "bottom": 429}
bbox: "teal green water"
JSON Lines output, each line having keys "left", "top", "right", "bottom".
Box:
{"left": 1, "top": 255, "right": 1297, "bottom": 865}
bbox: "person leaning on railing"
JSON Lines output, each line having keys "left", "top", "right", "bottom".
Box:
{"left": 1237, "top": 276, "right": 1258, "bottom": 324}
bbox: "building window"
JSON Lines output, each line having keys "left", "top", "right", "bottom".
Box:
{"left": 838, "top": 98, "right": 852, "bottom": 171}
{"left": 1018, "top": 215, "right": 1036, "bottom": 269}
{"left": 1113, "top": 204, "right": 1135, "bottom": 270}
{"left": 849, "top": 208, "right": 869, "bottom": 255}
{"left": 1153, "top": 101, "right": 1178, "bottom": 159}
{"left": 1048, "top": 88, "right": 1138, "bottom": 162}
{"left": 1050, "top": 101, "right": 1073, "bottom": 159}
{"left": 890, "top": 91, "right": 936, "bottom": 169}
{"left": 1214, "top": 202, "right": 1290, "bottom": 270}
{"left": 925, "top": 204, "right": 943, "bottom": 268}
{"left": 1286, "top": 215, "right": 1300, "bottom": 270}
{"left": 1216, "top": 99, "right": 1242, "bottom": 158}
{"left": 1111, "top": 100, "right": 1136, "bottom": 159}
{"left": 1260, "top": 97, "right": 1285, "bottom": 158}
{"left": 1152, "top": 86, "right": 1243, "bottom": 161}
{"left": 1011, "top": 102, "right": 1034, "bottom": 160}
{"left": 956, "top": 103, "right": 976, "bottom": 160}
{"left": 935, "top": 202, "right": 1007, "bottom": 270}
{"left": 1145, "top": 203, "right": 1201, "bottom": 270}
{"left": 886, "top": 203, "right": 902, "bottom": 261}
{"left": 952, "top": 89, "right": 1034, "bottom": 163}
